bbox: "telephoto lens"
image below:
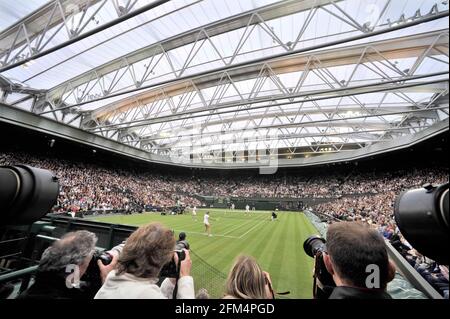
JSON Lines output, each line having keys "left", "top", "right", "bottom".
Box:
{"left": 303, "top": 235, "right": 327, "bottom": 257}
{"left": 0, "top": 165, "right": 59, "bottom": 226}
{"left": 394, "top": 183, "right": 449, "bottom": 265}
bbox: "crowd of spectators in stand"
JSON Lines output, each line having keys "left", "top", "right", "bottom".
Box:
{"left": 314, "top": 168, "right": 448, "bottom": 228}
{"left": 0, "top": 152, "right": 202, "bottom": 214}
{"left": 390, "top": 233, "right": 449, "bottom": 299}
{"left": 1, "top": 151, "right": 447, "bottom": 215}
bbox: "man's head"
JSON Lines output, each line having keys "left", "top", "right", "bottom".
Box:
{"left": 39, "top": 230, "right": 97, "bottom": 277}
{"left": 179, "top": 232, "right": 187, "bottom": 241}
{"left": 324, "top": 222, "right": 395, "bottom": 289}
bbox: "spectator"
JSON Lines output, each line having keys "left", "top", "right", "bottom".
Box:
{"left": 323, "top": 222, "right": 396, "bottom": 299}
{"left": 94, "top": 222, "right": 195, "bottom": 299}
{"left": 224, "top": 255, "right": 274, "bottom": 299}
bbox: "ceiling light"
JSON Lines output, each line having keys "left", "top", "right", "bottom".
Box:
{"left": 21, "top": 59, "right": 35, "bottom": 69}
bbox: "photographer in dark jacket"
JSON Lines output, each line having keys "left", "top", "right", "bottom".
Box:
{"left": 176, "top": 232, "right": 190, "bottom": 250}
{"left": 323, "top": 222, "right": 396, "bottom": 299}
{"left": 18, "top": 230, "right": 118, "bottom": 299}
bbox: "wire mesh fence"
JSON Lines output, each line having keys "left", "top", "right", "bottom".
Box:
{"left": 189, "top": 249, "right": 227, "bottom": 299}
{"left": 189, "top": 248, "right": 293, "bottom": 299}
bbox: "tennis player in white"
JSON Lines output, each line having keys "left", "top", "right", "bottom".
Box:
{"left": 192, "top": 206, "right": 197, "bottom": 220}
{"left": 204, "top": 211, "right": 212, "bottom": 237}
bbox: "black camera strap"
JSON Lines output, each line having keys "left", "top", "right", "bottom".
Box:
{"left": 267, "top": 279, "right": 290, "bottom": 298}
{"left": 172, "top": 257, "right": 182, "bottom": 299}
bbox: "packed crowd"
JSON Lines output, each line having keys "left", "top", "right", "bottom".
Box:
{"left": 389, "top": 231, "right": 449, "bottom": 298}
{"left": 314, "top": 169, "right": 448, "bottom": 228}
{"left": 1, "top": 151, "right": 447, "bottom": 215}
{"left": 0, "top": 152, "right": 202, "bottom": 214}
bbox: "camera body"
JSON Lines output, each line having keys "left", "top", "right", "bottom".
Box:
{"left": 80, "top": 250, "right": 114, "bottom": 298}
{"left": 175, "top": 240, "right": 189, "bottom": 251}
{"left": 159, "top": 249, "right": 186, "bottom": 278}
{"left": 303, "top": 235, "right": 336, "bottom": 299}
{"left": 92, "top": 250, "right": 113, "bottom": 266}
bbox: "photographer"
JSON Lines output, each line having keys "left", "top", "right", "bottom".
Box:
{"left": 18, "top": 230, "right": 118, "bottom": 299}
{"left": 224, "top": 255, "right": 274, "bottom": 299}
{"left": 177, "top": 232, "right": 190, "bottom": 250}
{"left": 322, "top": 222, "right": 396, "bottom": 299}
{"left": 94, "top": 222, "right": 195, "bottom": 299}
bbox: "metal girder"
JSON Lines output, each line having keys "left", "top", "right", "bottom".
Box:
{"left": 132, "top": 105, "right": 448, "bottom": 146}
{"left": 82, "top": 79, "right": 447, "bottom": 143}
{"left": 0, "top": 0, "right": 448, "bottom": 165}
{"left": 117, "top": 88, "right": 449, "bottom": 155}
{"left": 0, "top": 0, "right": 171, "bottom": 71}
{"left": 141, "top": 124, "right": 420, "bottom": 148}
{"left": 1, "top": 101, "right": 448, "bottom": 168}
{"left": 45, "top": 0, "right": 340, "bottom": 101}
{"left": 91, "top": 78, "right": 448, "bottom": 133}
{"left": 86, "top": 78, "right": 449, "bottom": 149}
{"left": 0, "top": 74, "right": 47, "bottom": 111}
{"left": 78, "top": 29, "right": 449, "bottom": 130}
{"left": 135, "top": 104, "right": 438, "bottom": 141}
{"left": 0, "top": 0, "right": 102, "bottom": 64}
{"left": 0, "top": 74, "right": 46, "bottom": 95}
{"left": 135, "top": 83, "right": 449, "bottom": 141}
{"left": 42, "top": 0, "right": 449, "bottom": 109}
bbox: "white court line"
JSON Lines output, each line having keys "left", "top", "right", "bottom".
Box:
{"left": 172, "top": 230, "right": 240, "bottom": 239}
{"left": 238, "top": 219, "right": 267, "bottom": 239}
{"left": 221, "top": 218, "right": 255, "bottom": 236}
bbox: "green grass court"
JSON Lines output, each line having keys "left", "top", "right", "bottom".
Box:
{"left": 89, "top": 208, "right": 318, "bottom": 298}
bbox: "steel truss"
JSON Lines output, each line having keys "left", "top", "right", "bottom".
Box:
{"left": 0, "top": 74, "right": 47, "bottom": 110}
{"left": 0, "top": 0, "right": 170, "bottom": 71}
{"left": 0, "top": 0, "right": 449, "bottom": 164}
{"left": 70, "top": 30, "right": 449, "bottom": 157}
{"left": 39, "top": 0, "right": 448, "bottom": 110}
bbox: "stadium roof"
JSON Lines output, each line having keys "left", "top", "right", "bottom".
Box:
{"left": 0, "top": 0, "right": 449, "bottom": 168}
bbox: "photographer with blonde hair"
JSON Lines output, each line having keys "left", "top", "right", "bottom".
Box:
{"left": 224, "top": 255, "right": 274, "bottom": 299}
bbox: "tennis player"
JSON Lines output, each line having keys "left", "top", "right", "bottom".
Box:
{"left": 204, "top": 211, "right": 212, "bottom": 237}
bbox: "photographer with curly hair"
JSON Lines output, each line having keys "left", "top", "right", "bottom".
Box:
{"left": 19, "top": 230, "right": 118, "bottom": 299}
{"left": 95, "top": 222, "right": 194, "bottom": 299}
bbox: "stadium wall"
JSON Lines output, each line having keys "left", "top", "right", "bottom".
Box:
{"left": 199, "top": 196, "right": 334, "bottom": 210}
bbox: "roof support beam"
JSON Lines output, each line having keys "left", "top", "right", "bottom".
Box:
{"left": 88, "top": 76, "right": 449, "bottom": 133}
{"left": 46, "top": 0, "right": 337, "bottom": 100}
{"left": 41, "top": 6, "right": 449, "bottom": 112}
{"left": 1, "top": 101, "right": 448, "bottom": 168}
{"left": 65, "top": 30, "right": 448, "bottom": 130}
{"left": 0, "top": 0, "right": 171, "bottom": 72}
